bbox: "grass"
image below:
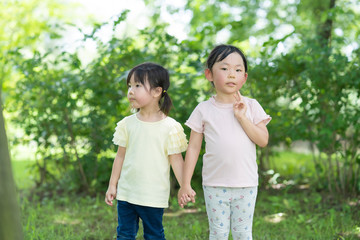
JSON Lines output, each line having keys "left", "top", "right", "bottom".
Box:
{"left": 254, "top": 189, "right": 360, "bottom": 240}
{"left": 12, "top": 151, "right": 360, "bottom": 240}
{"left": 11, "top": 160, "right": 35, "bottom": 189}
{"left": 269, "top": 151, "right": 315, "bottom": 178}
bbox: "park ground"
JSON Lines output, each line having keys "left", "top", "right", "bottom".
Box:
{"left": 12, "top": 151, "right": 360, "bottom": 240}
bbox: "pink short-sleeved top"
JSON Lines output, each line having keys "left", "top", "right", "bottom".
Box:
{"left": 185, "top": 96, "right": 271, "bottom": 188}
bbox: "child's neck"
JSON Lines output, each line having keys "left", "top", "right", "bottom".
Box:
{"left": 214, "top": 93, "right": 237, "bottom": 104}
{"left": 137, "top": 108, "right": 165, "bottom": 122}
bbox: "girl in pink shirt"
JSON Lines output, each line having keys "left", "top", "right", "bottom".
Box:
{"left": 178, "top": 45, "right": 271, "bottom": 240}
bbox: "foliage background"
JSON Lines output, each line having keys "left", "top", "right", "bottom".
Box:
{"left": 2, "top": 0, "right": 360, "bottom": 197}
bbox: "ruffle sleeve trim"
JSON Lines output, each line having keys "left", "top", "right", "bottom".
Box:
{"left": 112, "top": 119, "right": 127, "bottom": 147}
{"left": 168, "top": 123, "right": 188, "bottom": 155}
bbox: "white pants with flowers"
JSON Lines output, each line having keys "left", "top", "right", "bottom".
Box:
{"left": 203, "top": 186, "right": 258, "bottom": 240}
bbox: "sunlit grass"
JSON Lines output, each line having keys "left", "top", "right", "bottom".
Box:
{"left": 11, "top": 160, "right": 35, "bottom": 189}
{"left": 263, "top": 212, "right": 287, "bottom": 223}
{"left": 254, "top": 189, "right": 360, "bottom": 240}
{"left": 269, "top": 150, "right": 314, "bottom": 178}
{"left": 13, "top": 151, "right": 360, "bottom": 240}
{"left": 18, "top": 189, "right": 360, "bottom": 240}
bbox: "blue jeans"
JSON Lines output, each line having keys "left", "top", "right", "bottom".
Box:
{"left": 117, "top": 200, "right": 166, "bottom": 240}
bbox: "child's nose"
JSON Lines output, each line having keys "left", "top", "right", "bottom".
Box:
{"left": 228, "top": 70, "right": 235, "bottom": 78}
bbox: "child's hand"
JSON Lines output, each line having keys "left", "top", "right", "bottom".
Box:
{"left": 233, "top": 91, "right": 247, "bottom": 119}
{"left": 105, "top": 185, "right": 117, "bottom": 206}
{"left": 178, "top": 186, "right": 196, "bottom": 208}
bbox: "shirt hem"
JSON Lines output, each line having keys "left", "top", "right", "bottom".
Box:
{"left": 202, "top": 183, "right": 259, "bottom": 188}
{"left": 116, "top": 196, "right": 169, "bottom": 208}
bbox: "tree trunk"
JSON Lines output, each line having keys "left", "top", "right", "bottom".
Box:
{"left": 0, "top": 97, "right": 24, "bottom": 240}
{"left": 318, "top": 0, "right": 336, "bottom": 47}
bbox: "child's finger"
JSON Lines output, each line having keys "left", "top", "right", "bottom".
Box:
{"left": 233, "top": 91, "right": 242, "bottom": 102}
{"left": 105, "top": 193, "right": 115, "bottom": 206}
{"left": 183, "top": 194, "right": 193, "bottom": 203}
{"left": 180, "top": 196, "right": 187, "bottom": 204}
{"left": 182, "top": 194, "right": 191, "bottom": 202}
{"left": 237, "top": 91, "right": 242, "bottom": 100}
{"left": 180, "top": 197, "right": 188, "bottom": 208}
{"left": 191, "top": 190, "right": 196, "bottom": 197}
{"left": 178, "top": 199, "right": 184, "bottom": 208}
{"left": 234, "top": 92, "right": 240, "bottom": 102}
{"left": 105, "top": 197, "right": 113, "bottom": 206}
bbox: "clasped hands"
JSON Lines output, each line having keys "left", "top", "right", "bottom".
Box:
{"left": 178, "top": 186, "right": 196, "bottom": 208}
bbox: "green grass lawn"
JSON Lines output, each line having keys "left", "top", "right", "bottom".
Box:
{"left": 12, "top": 151, "right": 360, "bottom": 240}
{"left": 268, "top": 150, "right": 316, "bottom": 178}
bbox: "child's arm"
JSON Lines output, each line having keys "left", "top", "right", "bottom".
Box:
{"left": 178, "top": 130, "right": 203, "bottom": 208}
{"left": 169, "top": 153, "right": 185, "bottom": 187}
{"left": 233, "top": 92, "right": 269, "bottom": 147}
{"left": 105, "top": 146, "right": 126, "bottom": 206}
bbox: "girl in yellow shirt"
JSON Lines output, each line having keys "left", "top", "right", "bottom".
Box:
{"left": 105, "top": 62, "right": 188, "bottom": 240}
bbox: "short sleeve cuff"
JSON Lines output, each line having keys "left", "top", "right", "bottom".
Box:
{"left": 254, "top": 115, "right": 272, "bottom": 125}
{"left": 185, "top": 121, "right": 203, "bottom": 133}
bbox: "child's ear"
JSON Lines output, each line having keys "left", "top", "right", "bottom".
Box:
{"left": 243, "top": 72, "right": 248, "bottom": 84}
{"left": 153, "top": 87, "right": 163, "bottom": 98}
{"left": 205, "top": 69, "right": 213, "bottom": 83}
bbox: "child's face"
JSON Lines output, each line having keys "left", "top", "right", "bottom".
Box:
{"left": 206, "top": 52, "right": 248, "bottom": 97}
{"left": 127, "top": 75, "right": 158, "bottom": 109}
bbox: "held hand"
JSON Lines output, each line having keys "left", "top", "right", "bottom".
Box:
{"left": 233, "top": 91, "right": 247, "bottom": 120}
{"left": 178, "top": 186, "right": 196, "bottom": 208}
{"left": 105, "top": 186, "right": 117, "bottom": 206}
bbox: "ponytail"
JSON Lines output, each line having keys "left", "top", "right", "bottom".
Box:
{"left": 160, "top": 90, "right": 172, "bottom": 116}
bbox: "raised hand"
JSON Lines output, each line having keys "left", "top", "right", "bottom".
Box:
{"left": 233, "top": 91, "right": 247, "bottom": 120}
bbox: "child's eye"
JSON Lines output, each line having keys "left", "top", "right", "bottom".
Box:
{"left": 236, "top": 69, "right": 242, "bottom": 72}
{"left": 136, "top": 84, "right": 141, "bottom": 87}
{"left": 221, "top": 68, "right": 227, "bottom": 71}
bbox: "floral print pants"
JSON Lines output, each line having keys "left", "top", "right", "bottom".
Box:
{"left": 203, "top": 186, "right": 258, "bottom": 240}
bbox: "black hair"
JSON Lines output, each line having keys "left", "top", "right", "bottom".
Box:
{"left": 206, "top": 44, "right": 248, "bottom": 73}
{"left": 126, "top": 62, "right": 173, "bottom": 115}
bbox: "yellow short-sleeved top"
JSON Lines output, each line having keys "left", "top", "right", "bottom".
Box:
{"left": 112, "top": 114, "right": 187, "bottom": 208}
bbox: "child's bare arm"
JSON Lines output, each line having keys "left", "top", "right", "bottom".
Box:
{"left": 169, "top": 153, "right": 185, "bottom": 187}
{"left": 237, "top": 118, "right": 269, "bottom": 147}
{"left": 105, "top": 146, "right": 126, "bottom": 206}
{"left": 233, "top": 92, "right": 269, "bottom": 147}
{"left": 178, "top": 130, "right": 203, "bottom": 207}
